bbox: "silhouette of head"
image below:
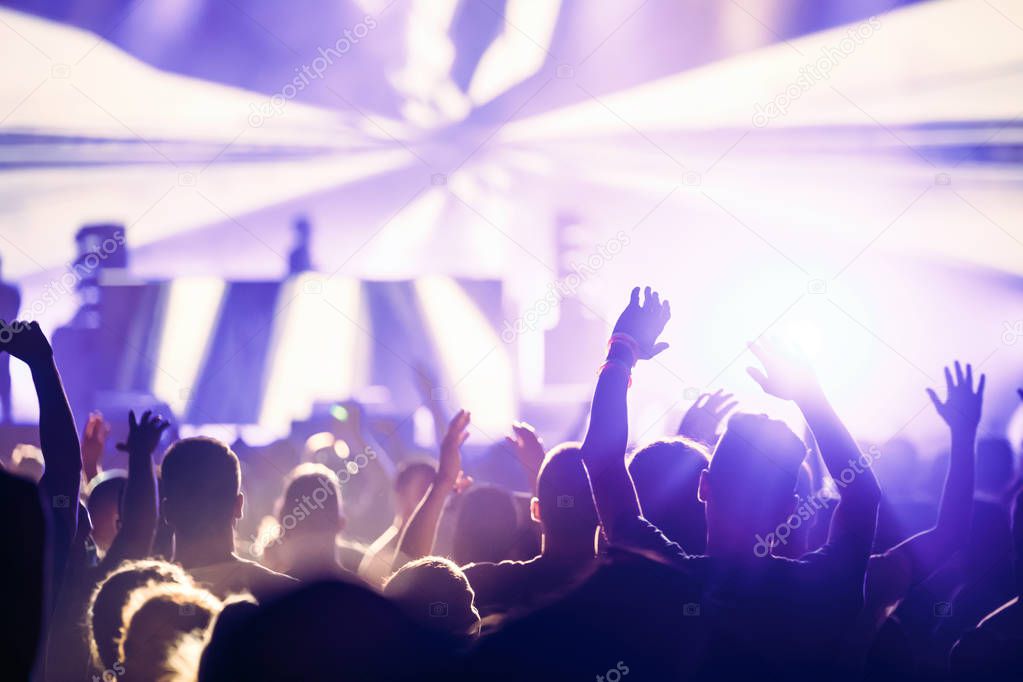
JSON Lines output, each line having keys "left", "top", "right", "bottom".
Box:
{"left": 629, "top": 437, "right": 710, "bottom": 554}
{"left": 976, "top": 437, "right": 1015, "bottom": 497}
{"left": 119, "top": 583, "right": 221, "bottom": 682}
{"left": 88, "top": 560, "right": 192, "bottom": 670}
{"left": 394, "top": 459, "right": 436, "bottom": 520}
{"left": 453, "top": 485, "right": 518, "bottom": 565}
{"left": 699, "top": 413, "right": 805, "bottom": 549}
{"left": 277, "top": 463, "right": 344, "bottom": 539}
{"left": 160, "top": 437, "right": 242, "bottom": 539}
{"left": 86, "top": 470, "right": 127, "bottom": 553}
{"left": 531, "top": 443, "right": 598, "bottom": 548}
{"left": 293, "top": 215, "right": 311, "bottom": 239}
{"left": 384, "top": 556, "right": 481, "bottom": 640}
{"left": 198, "top": 580, "right": 451, "bottom": 681}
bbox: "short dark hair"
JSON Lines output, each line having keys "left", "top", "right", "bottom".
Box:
{"left": 536, "top": 443, "right": 598, "bottom": 540}
{"left": 384, "top": 556, "right": 480, "bottom": 639}
{"left": 710, "top": 413, "right": 806, "bottom": 506}
{"left": 278, "top": 463, "right": 341, "bottom": 535}
{"left": 160, "top": 437, "right": 241, "bottom": 533}
{"left": 629, "top": 437, "right": 709, "bottom": 553}
{"left": 395, "top": 459, "right": 437, "bottom": 493}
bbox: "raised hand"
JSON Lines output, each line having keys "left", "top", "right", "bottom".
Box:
{"left": 678, "top": 389, "right": 738, "bottom": 445}
{"left": 0, "top": 320, "right": 53, "bottom": 368}
{"left": 116, "top": 410, "right": 171, "bottom": 458}
{"left": 747, "top": 338, "right": 820, "bottom": 402}
{"left": 504, "top": 421, "right": 545, "bottom": 487}
{"left": 1018, "top": 388, "right": 1022, "bottom": 403}
{"left": 438, "top": 409, "right": 472, "bottom": 493}
{"left": 926, "top": 362, "right": 984, "bottom": 434}
{"left": 82, "top": 412, "right": 110, "bottom": 481}
{"left": 611, "top": 286, "right": 671, "bottom": 362}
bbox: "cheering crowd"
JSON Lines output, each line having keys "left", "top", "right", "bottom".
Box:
{"left": 2, "top": 286, "right": 1022, "bottom": 681}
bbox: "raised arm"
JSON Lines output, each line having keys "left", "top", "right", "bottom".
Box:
{"left": 2, "top": 321, "right": 80, "bottom": 576}
{"left": 748, "top": 339, "right": 881, "bottom": 559}
{"left": 394, "top": 409, "right": 471, "bottom": 567}
{"left": 580, "top": 286, "right": 670, "bottom": 543}
{"left": 81, "top": 411, "right": 109, "bottom": 484}
{"left": 881, "top": 363, "right": 981, "bottom": 575}
{"left": 103, "top": 410, "right": 170, "bottom": 566}
{"left": 504, "top": 421, "right": 545, "bottom": 494}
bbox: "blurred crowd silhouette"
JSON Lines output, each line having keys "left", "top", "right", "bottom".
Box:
{"left": 2, "top": 284, "right": 1022, "bottom": 681}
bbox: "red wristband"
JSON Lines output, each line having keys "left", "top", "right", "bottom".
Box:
{"left": 608, "top": 333, "right": 640, "bottom": 367}
{"left": 599, "top": 359, "right": 633, "bottom": 387}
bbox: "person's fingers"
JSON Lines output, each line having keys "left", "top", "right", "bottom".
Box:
{"left": 650, "top": 342, "right": 669, "bottom": 358}
{"left": 629, "top": 287, "right": 640, "bottom": 307}
{"left": 977, "top": 374, "right": 986, "bottom": 398}
{"left": 747, "top": 366, "right": 769, "bottom": 390}
{"left": 716, "top": 400, "right": 739, "bottom": 417}
{"left": 662, "top": 300, "right": 671, "bottom": 323}
{"left": 643, "top": 286, "right": 652, "bottom": 308}
{"left": 694, "top": 393, "right": 709, "bottom": 408}
{"left": 943, "top": 366, "right": 953, "bottom": 395}
{"left": 650, "top": 290, "right": 660, "bottom": 309}
{"left": 954, "top": 361, "right": 963, "bottom": 385}
{"left": 926, "top": 388, "right": 942, "bottom": 412}
{"left": 128, "top": 410, "right": 138, "bottom": 430}
{"left": 747, "top": 341, "right": 769, "bottom": 368}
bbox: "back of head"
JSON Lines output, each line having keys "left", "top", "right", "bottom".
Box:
{"left": 395, "top": 459, "right": 437, "bottom": 519}
{"left": 278, "top": 463, "right": 342, "bottom": 537}
{"left": 160, "top": 437, "right": 241, "bottom": 535}
{"left": 199, "top": 580, "right": 451, "bottom": 681}
{"left": 453, "top": 485, "right": 519, "bottom": 565}
{"left": 120, "top": 583, "right": 221, "bottom": 682}
{"left": 535, "top": 443, "right": 598, "bottom": 542}
{"left": 86, "top": 471, "right": 127, "bottom": 552}
{"left": 976, "top": 437, "right": 1015, "bottom": 496}
{"left": 629, "top": 438, "right": 709, "bottom": 553}
{"left": 89, "top": 560, "right": 192, "bottom": 670}
{"left": 384, "top": 556, "right": 481, "bottom": 640}
{"left": 706, "top": 413, "right": 805, "bottom": 533}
